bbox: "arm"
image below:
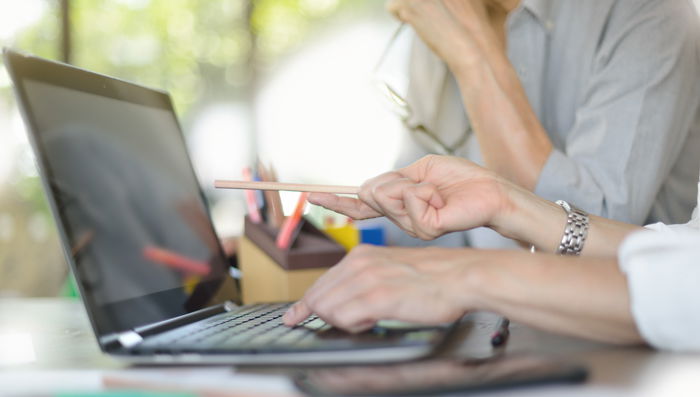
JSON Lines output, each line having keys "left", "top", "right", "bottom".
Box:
{"left": 496, "top": 183, "right": 642, "bottom": 257}
{"left": 387, "top": 0, "right": 552, "bottom": 190}
{"left": 308, "top": 155, "right": 642, "bottom": 257}
{"left": 283, "top": 245, "right": 644, "bottom": 344}
{"left": 389, "top": 0, "right": 700, "bottom": 224}
{"left": 297, "top": 158, "right": 659, "bottom": 344}
{"left": 531, "top": 0, "right": 700, "bottom": 223}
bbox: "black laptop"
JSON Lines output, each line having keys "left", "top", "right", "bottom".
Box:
{"left": 3, "top": 48, "right": 459, "bottom": 364}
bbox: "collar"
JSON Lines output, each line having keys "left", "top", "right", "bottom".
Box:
{"left": 514, "top": 0, "right": 555, "bottom": 30}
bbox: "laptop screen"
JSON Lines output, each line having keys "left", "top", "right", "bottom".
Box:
{"left": 4, "top": 50, "right": 236, "bottom": 337}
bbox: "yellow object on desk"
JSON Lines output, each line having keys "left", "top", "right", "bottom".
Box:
{"left": 324, "top": 223, "right": 360, "bottom": 251}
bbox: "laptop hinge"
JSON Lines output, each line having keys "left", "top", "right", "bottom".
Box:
{"left": 117, "top": 331, "right": 143, "bottom": 349}
{"left": 100, "top": 301, "right": 239, "bottom": 350}
{"left": 132, "top": 301, "right": 237, "bottom": 339}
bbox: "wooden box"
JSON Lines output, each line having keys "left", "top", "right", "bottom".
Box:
{"left": 238, "top": 216, "right": 346, "bottom": 304}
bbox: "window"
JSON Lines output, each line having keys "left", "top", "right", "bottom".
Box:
{"left": 0, "top": 0, "right": 402, "bottom": 297}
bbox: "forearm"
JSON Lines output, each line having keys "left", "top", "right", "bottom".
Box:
{"left": 490, "top": 181, "right": 643, "bottom": 257}
{"left": 452, "top": 51, "right": 552, "bottom": 190}
{"left": 462, "top": 250, "right": 644, "bottom": 344}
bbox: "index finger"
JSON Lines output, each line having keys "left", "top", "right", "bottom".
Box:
{"left": 283, "top": 300, "right": 313, "bottom": 326}
{"left": 308, "top": 193, "right": 382, "bottom": 219}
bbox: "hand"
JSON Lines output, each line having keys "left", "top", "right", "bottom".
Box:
{"left": 282, "top": 245, "right": 480, "bottom": 332}
{"left": 385, "top": 0, "right": 496, "bottom": 69}
{"left": 308, "top": 155, "right": 513, "bottom": 240}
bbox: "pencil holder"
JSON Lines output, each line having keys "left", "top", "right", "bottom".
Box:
{"left": 238, "top": 216, "right": 346, "bottom": 304}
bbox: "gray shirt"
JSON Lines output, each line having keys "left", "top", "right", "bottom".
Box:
{"left": 392, "top": 0, "right": 700, "bottom": 249}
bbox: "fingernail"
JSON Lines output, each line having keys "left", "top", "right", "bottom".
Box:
{"left": 283, "top": 304, "right": 297, "bottom": 323}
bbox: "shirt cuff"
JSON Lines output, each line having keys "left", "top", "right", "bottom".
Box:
{"left": 534, "top": 148, "right": 604, "bottom": 215}
{"left": 618, "top": 228, "right": 700, "bottom": 351}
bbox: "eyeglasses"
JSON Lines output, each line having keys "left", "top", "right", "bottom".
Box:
{"left": 373, "top": 24, "right": 471, "bottom": 156}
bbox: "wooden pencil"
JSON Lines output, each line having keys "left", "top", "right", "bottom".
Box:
{"left": 214, "top": 180, "right": 360, "bottom": 195}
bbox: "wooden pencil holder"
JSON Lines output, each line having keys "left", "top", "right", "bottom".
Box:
{"left": 238, "top": 216, "right": 346, "bottom": 304}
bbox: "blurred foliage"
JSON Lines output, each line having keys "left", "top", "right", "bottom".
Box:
{"left": 69, "top": 0, "right": 252, "bottom": 117}
{"left": 8, "top": 0, "right": 379, "bottom": 119}
{"left": 0, "top": 0, "right": 383, "bottom": 296}
{"left": 252, "top": 0, "right": 377, "bottom": 63}
{"left": 0, "top": 1, "right": 60, "bottom": 107}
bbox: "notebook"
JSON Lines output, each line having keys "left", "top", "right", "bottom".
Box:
{"left": 3, "top": 48, "right": 459, "bottom": 365}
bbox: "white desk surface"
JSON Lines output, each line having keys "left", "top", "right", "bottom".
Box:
{"left": 1, "top": 298, "right": 699, "bottom": 396}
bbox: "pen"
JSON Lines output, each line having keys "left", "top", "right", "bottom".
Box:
{"left": 253, "top": 173, "right": 267, "bottom": 223}
{"left": 256, "top": 161, "right": 285, "bottom": 228}
{"left": 276, "top": 192, "right": 310, "bottom": 250}
{"left": 490, "top": 317, "right": 510, "bottom": 347}
{"left": 214, "top": 180, "right": 360, "bottom": 195}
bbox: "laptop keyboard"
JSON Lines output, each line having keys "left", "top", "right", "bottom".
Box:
{"left": 135, "top": 303, "right": 446, "bottom": 354}
{"left": 138, "top": 303, "right": 334, "bottom": 352}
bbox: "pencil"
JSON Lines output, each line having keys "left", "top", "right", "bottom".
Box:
{"left": 214, "top": 180, "right": 360, "bottom": 195}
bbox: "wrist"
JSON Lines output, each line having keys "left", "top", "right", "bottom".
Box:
{"left": 554, "top": 201, "right": 590, "bottom": 255}
{"left": 452, "top": 251, "right": 492, "bottom": 312}
{"left": 487, "top": 179, "right": 528, "bottom": 238}
{"left": 451, "top": 54, "right": 491, "bottom": 91}
{"left": 489, "top": 182, "right": 566, "bottom": 252}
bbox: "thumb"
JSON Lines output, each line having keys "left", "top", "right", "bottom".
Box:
{"left": 403, "top": 183, "right": 446, "bottom": 240}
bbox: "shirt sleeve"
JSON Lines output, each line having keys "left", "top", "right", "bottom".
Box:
{"left": 618, "top": 227, "right": 700, "bottom": 351}
{"left": 534, "top": 0, "right": 700, "bottom": 224}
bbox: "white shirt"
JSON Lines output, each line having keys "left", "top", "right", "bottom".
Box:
{"left": 619, "top": 177, "right": 700, "bottom": 351}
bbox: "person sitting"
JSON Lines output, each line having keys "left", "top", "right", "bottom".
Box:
{"left": 378, "top": 0, "right": 700, "bottom": 252}
{"left": 283, "top": 155, "right": 700, "bottom": 352}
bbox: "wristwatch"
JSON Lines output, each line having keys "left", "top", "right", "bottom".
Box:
{"left": 555, "top": 200, "right": 589, "bottom": 256}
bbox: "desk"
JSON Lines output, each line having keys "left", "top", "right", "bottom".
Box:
{"left": 1, "top": 298, "right": 699, "bottom": 396}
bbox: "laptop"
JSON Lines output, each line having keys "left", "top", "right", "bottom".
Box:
{"left": 3, "top": 48, "right": 460, "bottom": 365}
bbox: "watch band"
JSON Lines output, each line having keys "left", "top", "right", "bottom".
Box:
{"left": 555, "top": 200, "right": 589, "bottom": 256}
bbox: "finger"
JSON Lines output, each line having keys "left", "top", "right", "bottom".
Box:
{"left": 308, "top": 261, "right": 397, "bottom": 327}
{"left": 397, "top": 154, "right": 440, "bottom": 183}
{"left": 345, "top": 320, "right": 378, "bottom": 334}
{"left": 327, "top": 298, "right": 381, "bottom": 333}
{"left": 316, "top": 264, "right": 414, "bottom": 331}
{"left": 327, "top": 284, "right": 425, "bottom": 332}
{"left": 299, "top": 246, "right": 381, "bottom": 315}
{"left": 283, "top": 300, "right": 313, "bottom": 326}
{"left": 307, "top": 193, "right": 381, "bottom": 219}
{"left": 403, "top": 183, "right": 446, "bottom": 240}
{"left": 358, "top": 171, "right": 406, "bottom": 215}
{"left": 370, "top": 178, "right": 412, "bottom": 224}
{"left": 283, "top": 255, "right": 360, "bottom": 326}
{"left": 370, "top": 177, "right": 420, "bottom": 234}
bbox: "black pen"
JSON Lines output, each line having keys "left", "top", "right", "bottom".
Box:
{"left": 490, "top": 317, "right": 510, "bottom": 347}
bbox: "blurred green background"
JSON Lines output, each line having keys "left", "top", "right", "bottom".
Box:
{"left": 0, "top": 0, "right": 404, "bottom": 297}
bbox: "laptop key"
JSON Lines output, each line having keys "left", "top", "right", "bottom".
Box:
{"left": 301, "top": 318, "right": 332, "bottom": 331}
{"left": 270, "top": 328, "right": 315, "bottom": 346}
{"left": 245, "top": 326, "right": 294, "bottom": 346}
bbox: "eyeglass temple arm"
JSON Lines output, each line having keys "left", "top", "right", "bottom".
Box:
{"left": 373, "top": 22, "right": 407, "bottom": 74}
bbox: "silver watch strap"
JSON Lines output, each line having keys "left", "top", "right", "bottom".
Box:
{"left": 555, "top": 200, "right": 589, "bottom": 256}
